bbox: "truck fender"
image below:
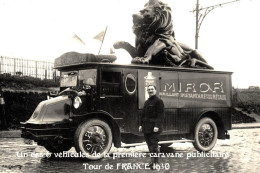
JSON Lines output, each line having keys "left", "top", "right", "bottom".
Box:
{"left": 73, "top": 111, "right": 121, "bottom": 148}
{"left": 192, "top": 110, "right": 225, "bottom": 139}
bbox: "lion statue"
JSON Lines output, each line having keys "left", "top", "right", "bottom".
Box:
{"left": 113, "top": 0, "right": 213, "bottom": 69}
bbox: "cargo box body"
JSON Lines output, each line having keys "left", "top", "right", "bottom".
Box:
{"left": 21, "top": 54, "right": 232, "bottom": 159}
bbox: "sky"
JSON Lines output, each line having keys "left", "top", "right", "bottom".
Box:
{"left": 0, "top": 0, "right": 259, "bottom": 88}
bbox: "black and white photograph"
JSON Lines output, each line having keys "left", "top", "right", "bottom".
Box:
{"left": 0, "top": 0, "right": 259, "bottom": 172}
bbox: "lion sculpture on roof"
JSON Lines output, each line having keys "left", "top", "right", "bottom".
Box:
{"left": 114, "top": 0, "right": 213, "bottom": 69}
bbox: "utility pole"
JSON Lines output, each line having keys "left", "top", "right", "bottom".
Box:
{"left": 195, "top": 0, "right": 199, "bottom": 49}
{"left": 192, "top": 0, "right": 240, "bottom": 49}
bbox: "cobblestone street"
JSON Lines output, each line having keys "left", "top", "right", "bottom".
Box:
{"left": 0, "top": 128, "right": 259, "bottom": 173}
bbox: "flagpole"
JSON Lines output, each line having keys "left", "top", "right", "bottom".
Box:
{"left": 98, "top": 26, "right": 108, "bottom": 55}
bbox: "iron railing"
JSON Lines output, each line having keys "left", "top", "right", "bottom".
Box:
{"left": 0, "top": 56, "right": 58, "bottom": 79}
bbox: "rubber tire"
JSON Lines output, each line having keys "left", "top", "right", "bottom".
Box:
{"left": 193, "top": 117, "right": 218, "bottom": 152}
{"left": 43, "top": 141, "right": 72, "bottom": 153}
{"left": 74, "top": 119, "right": 113, "bottom": 160}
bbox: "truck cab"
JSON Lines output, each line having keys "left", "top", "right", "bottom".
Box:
{"left": 21, "top": 53, "right": 232, "bottom": 160}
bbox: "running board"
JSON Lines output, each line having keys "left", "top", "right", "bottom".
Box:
{"left": 121, "top": 139, "right": 194, "bottom": 148}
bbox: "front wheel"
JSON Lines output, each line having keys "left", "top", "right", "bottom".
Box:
{"left": 193, "top": 117, "right": 218, "bottom": 152}
{"left": 74, "top": 119, "right": 113, "bottom": 160}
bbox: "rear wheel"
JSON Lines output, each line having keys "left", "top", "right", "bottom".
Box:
{"left": 74, "top": 119, "right": 112, "bottom": 160}
{"left": 193, "top": 117, "right": 218, "bottom": 152}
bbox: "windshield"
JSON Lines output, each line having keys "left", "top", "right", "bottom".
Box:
{"left": 79, "top": 69, "right": 97, "bottom": 86}
{"left": 60, "top": 71, "right": 78, "bottom": 87}
{"left": 60, "top": 69, "right": 97, "bottom": 88}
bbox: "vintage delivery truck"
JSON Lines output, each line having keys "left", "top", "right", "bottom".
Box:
{"left": 21, "top": 53, "right": 232, "bottom": 160}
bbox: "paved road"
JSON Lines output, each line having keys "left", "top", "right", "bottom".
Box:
{"left": 0, "top": 128, "right": 259, "bottom": 173}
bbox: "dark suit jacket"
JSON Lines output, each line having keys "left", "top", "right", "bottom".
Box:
{"left": 140, "top": 95, "right": 165, "bottom": 134}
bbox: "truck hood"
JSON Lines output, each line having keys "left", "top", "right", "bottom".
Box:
{"left": 26, "top": 95, "right": 71, "bottom": 123}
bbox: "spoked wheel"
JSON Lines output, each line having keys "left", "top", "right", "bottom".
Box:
{"left": 74, "top": 119, "right": 112, "bottom": 160}
{"left": 193, "top": 117, "right": 218, "bottom": 152}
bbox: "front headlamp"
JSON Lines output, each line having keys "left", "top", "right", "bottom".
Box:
{"left": 73, "top": 96, "right": 82, "bottom": 109}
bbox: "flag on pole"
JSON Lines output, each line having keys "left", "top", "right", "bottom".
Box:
{"left": 93, "top": 30, "right": 106, "bottom": 42}
{"left": 93, "top": 26, "right": 108, "bottom": 54}
{"left": 71, "top": 34, "right": 86, "bottom": 45}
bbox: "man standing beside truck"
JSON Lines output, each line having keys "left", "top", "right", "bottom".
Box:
{"left": 139, "top": 84, "right": 165, "bottom": 169}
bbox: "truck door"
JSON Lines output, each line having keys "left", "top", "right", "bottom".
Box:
{"left": 122, "top": 69, "right": 138, "bottom": 134}
{"left": 99, "top": 68, "right": 125, "bottom": 129}
{"left": 138, "top": 70, "right": 180, "bottom": 135}
{"left": 159, "top": 71, "right": 179, "bottom": 134}
{"left": 137, "top": 70, "right": 178, "bottom": 134}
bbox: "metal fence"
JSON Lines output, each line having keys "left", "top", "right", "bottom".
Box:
{"left": 0, "top": 56, "right": 57, "bottom": 79}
